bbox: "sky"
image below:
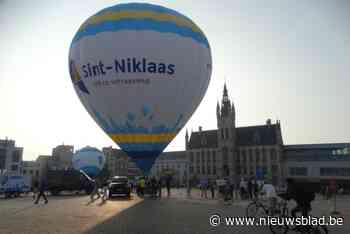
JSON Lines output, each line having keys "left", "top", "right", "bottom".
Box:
{"left": 1, "top": 0, "right": 350, "bottom": 161}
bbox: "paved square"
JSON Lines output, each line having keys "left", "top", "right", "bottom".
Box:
{"left": 0, "top": 190, "right": 348, "bottom": 234}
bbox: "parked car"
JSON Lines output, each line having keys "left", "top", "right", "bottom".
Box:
{"left": 108, "top": 176, "right": 131, "bottom": 198}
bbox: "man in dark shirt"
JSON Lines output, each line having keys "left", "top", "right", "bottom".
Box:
{"left": 279, "top": 178, "right": 315, "bottom": 217}
{"left": 34, "top": 179, "right": 48, "bottom": 204}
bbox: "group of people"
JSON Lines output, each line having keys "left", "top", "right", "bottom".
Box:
{"left": 136, "top": 176, "right": 172, "bottom": 198}
{"left": 197, "top": 179, "right": 216, "bottom": 199}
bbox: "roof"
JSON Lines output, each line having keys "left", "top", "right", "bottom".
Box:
{"left": 188, "top": 124, "right": 279, "bottom": 149}
{"left": 285, "top": 143, "right": 350, "bottom": 150}
{"left": 158, "top": 151, "right": 187, "bottom": 160}
{"left": 284, "top": 143, "right": 350, "bottom": 162}
{"left": 236, "top": 124, "right": 279, "bottom": 146}
{"left": 188, "top": 130, "right": 218, "bottom": 149}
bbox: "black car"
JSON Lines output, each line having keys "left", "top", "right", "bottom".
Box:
{"left": 108, "top": 176, "right": 131, "bottom": 198}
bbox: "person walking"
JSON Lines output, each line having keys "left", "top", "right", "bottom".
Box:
{"left": 32, "top": 179, "right": 39, "bottom": 200}
{"left": 34, "top": 179, "right": 48, "bottom": 204}
{"left": 90, "top": 178, "right": 101, "bottom": 201}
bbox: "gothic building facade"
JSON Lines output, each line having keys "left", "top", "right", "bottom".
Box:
{"left": 186, "top": 84, "right": 285, "bottom": 185}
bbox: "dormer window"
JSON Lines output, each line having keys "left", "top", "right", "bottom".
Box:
{"left": 201, "top": 136, "right": 207, "bottom": 146}
{"left": 253, "top": 131, "right": 261, "bottom": 144}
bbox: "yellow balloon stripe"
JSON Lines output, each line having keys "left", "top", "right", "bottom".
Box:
{"left": 79, "top": 10, "right": 204, "bottom": 36}
{"left": 109, "top": 133, "right": 177, "bottom": 143}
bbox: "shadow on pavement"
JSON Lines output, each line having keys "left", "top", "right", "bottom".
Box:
{"left": 83, "top": 198, "right": 272, "bottom": 234}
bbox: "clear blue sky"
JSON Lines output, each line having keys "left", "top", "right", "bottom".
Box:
{"left": 1, "top": 0, "right": 349, "bottom": 161}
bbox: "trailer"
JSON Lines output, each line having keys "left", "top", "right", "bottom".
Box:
{"left": 0, "top": 175, "right": 30, "bottom": 198}
{"left": 47, "top": 169, "right": 93, "bottom": 195}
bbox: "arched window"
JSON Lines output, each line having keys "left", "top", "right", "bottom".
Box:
{"left": 225, "top": 128, "right": 229, "bottom": 139}
{"left": 255, "top": 148, "right": 260, "bottom": 164}
{"left": 223, "top": 147, "right": 228, "bottom": 164}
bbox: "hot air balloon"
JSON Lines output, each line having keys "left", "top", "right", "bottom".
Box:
{"left": 72, "top": 146, "right": 106, "bottom": 177}
{"left": 69, "top": 3, "right": 212, "bottom": 174}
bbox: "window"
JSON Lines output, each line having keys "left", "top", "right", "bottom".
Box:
{"left": 271, "top": 149, "right": 277, "bottom": 162}
{"left": 272, "top": 165, "right": 278, "bottom": 174}
{"left": 236, "top": 165, "right": 241, "bottom": 175}
{"left": 11, "top": 165, "right": 18, "bottom": 171}
{"left": 196, "top": 152, "right": 200, "bottom": 163}
{"left": 12, "top": 151, "right": 20, "bottom": 162}
{"left": 320, "top": 168, "right": 350, "bottom": 177}
{"left": 225, "top": 128, "right": 229, "bottom": 139}
{"left": 212, "top": 151, "right": 216, "bottom": 162}
{"left": 255, "top": 149, "right": 260, "bottom": 164}
{"left": 201, "top": 151, "right": 205, "bottom": 163}
{"left": 236, "top": 150, "right": 240, "bottom": 163}
{"left": 242, "top": 150, "right": 246, "bottom": 163}
{"left": 207, "top": 166, "right": 211, "bottom": 175}
{"left": 223, "top": 147, "right": 228, "bottom": 164}
{"left": 221, "top": 129, "right": 224, "bottom": 139}
{"left": 189, "top": 166, "right": 194, "bottom": 173}
{"left": 262, "top": 148, "right": 267, "bottom": 164}
{"left": 201, "top": 166, "right": 205, "bottom": 174}
{"left": 190, "top": 152, "right": 194, "bottom": 163}
{"left": 213, "top": 166, "right": 216, "bottom": 175}
{"left": 0, "top": 149, "right": 6, "bottom": 169}
{"left": 197, "top": 166, "right": 200, "bottom": 174}
{"left": 207, "top": 151, "right": 211, "bottom": 162}
{"left": 23, "top": 170, "right": 27, "bottom": 174}
{"left": 289, "top": 167, "right": 307, "bottom": 176}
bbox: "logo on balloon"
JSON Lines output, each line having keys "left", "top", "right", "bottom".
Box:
{"left": 80, "top": 58, "right": 176, "bottom": 79}
{"left": 69, "top": 60, "right": 90, "bottom": 94}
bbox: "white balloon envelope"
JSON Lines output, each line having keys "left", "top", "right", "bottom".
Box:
{"left": 69, "top": 2, "right": 212, "bottom": 173}
{"left": 72, "top": 146, "right": 106, "bottom": 177}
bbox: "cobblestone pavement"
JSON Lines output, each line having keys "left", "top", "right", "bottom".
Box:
{"left": 0, "top": 190, "right": 349, "bottom": 234}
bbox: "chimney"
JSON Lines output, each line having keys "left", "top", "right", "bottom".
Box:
{"left": 198, "top": 126, "right": 202, "bottom": 132}
{"left": 266, "top": 119, "right": 271, "bottom": 126}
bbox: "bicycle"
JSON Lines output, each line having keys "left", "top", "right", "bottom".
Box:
{"left": 246, "top": 197, "right": 275, "bottom": 218}
{"left": 269, "top": 197, "right": 329, "bottom": 234}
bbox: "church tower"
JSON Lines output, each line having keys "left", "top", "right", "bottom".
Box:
{"left": 216, "top": 83, "right": 236, "bottom": 178}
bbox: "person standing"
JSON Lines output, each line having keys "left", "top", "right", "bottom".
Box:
{"left": 247, "top": 179, "right": 253, "bottom": 200}
{"left": 158, "top": 178, "right": 162, "bottom": 198}
{"left": 209, "top": 179, "right": 215, "bottom": 199}
{"left": 34, "top": 179, "right": 48, "bottom": 204}
{"left": 139, "top": 177, "right": 145, "bottom": 197}
{"left": 166, "top": 176, "right": 171, "bottom": 197}
{"left": 187, "top": 177, "right": 192, "bottom": 197}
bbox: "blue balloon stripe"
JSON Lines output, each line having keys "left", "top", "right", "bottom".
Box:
{"left": 72, "top": 19, "right": 209, "bottom": 48}
{"left": 125, "top": 150, "right": 161, "bottom": 173}
{"left": 95, "top": 3, "right": 191, "bottom": 22}
{"left": 119, "top": 143, "right": 167, "bottom": 152}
